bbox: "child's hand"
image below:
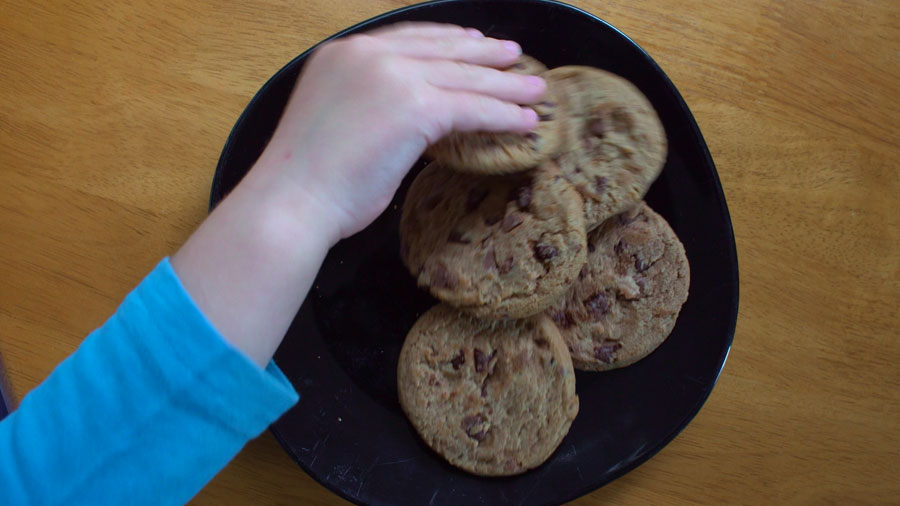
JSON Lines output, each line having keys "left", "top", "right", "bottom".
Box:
{"left": 253, "top": 22, "right": 546, "bottom": 242}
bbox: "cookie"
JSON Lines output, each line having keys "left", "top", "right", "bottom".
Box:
{"left": 546, "top": 66, "right": 667, "bottom": 229}
{"left": 397, "top": 304, "right": 579, "bottom": 476}
{"left": 546, "top": 202, "right": 689, "bottom": 371}
{"left": 425, "top": 55, "right": 564, "bottom": 174}
{"left": 400, "top": 160, "right": 587, "bottom": 319}
{"left": 505, "top": 53, "right": 547, "bottom": 75}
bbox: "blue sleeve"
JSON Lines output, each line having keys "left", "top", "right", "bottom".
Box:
{"left": 0, "top": 258, "right": 299, "bottom": 505}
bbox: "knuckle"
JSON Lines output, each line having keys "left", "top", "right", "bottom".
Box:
{"left": 342, "top": 34, "right": 379, "bottom": 56}
{"left": 458, "top": 61, "right": 482, "bottom": 82}
{"left": 428, "top": 37, "right": 455, "bottom": 54}
{"left": 406, "top": 84, "right": 433, "bottom": 115}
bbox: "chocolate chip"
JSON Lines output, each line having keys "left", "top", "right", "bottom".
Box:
{"left": 534, "top": 338, "right": 550, "bottom": 349}
{"left": 511, "top": 350, "right": 530, "bottom": 368}
{"left": 589, "top": 116, "right": 608, "bottom": 137}
{"left": 611, "top": 107, "right": 634, "bottom": 132}
{"left": 484, "top": 213, "right": 504, "bottom": 226}
{"left": 461, "top": 413, "right": 483, "bottom": 427}
{"left": 514, "top": 185, "right": 532, "bottom": 210}
{"left": 634, "top": 256, "right": 650, "bottom": 272}
{"left": 587, "top": 241, "right": 596, "bottom": 253}
{"left": 594, "top": 176, "right": 608, "bottom": 193}
{"left": 551, "top": 310, "right": 574, "bottom": 329}
{"left": 450, "top": 350, "right": 465, "bottom": 370}
{"left": 474, "top": 348, "right": 489, "bottom": 373}
{"left": 483, "top": 246, "right": 497, "bottom": 270}
{"left": 533, "top": 243, "right": 558, "bottom": 261}
{"left": 461, "top": 414, "right": 488, "bottom": 441}
{"left": 578, "top": 266, "right": 588, "bottom": 280}
{"left": 574, "top": 166, "right": 583, "bottom": 174}
{"left": 478, "top": 350, "right": 499, "bottom": 396}
{"left": 501, "top": 213, "right": 524, "bottom": 232}
{"left": 594, "top": 341, "right": 622, "bottom": 363}
{"left": 430, "top": 264, "right": 458, "bottom": 289}
{"left": 498, "top": 256, "right": 515, "bottom": 274}
{"left": 465, "top": 187, "right": 489, "bottom": 211}
{"left": 448, "top": 229, "right": 470, "bottom": 244}
{"left": 614, "top": 240, "right": 626, "bottom": 254}
{"left": 636, "top": 275, "right": 647, "bottom": 292}
{"left": 584, "top": 292, "right": 611, "bottom": 320}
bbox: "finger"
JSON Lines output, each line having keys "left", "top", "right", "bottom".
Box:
{"left": 382, "top": 35, "right": 522, "bottom": 67}
{"left": 434, "top": 90, "right": 539, "bottom": 135}
{"left": 422, "top": 61, "right": 546, "bottom": 105}
{"left": 368, "top": 22, "right": 482, "bottom": 40}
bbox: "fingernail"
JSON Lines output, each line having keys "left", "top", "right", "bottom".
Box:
{"left": 466, "top": 28, "right": 484, "bottom": 38}
{"left": 503, "top": 40, "right": 522, "bottom": 55}
{"left": 526, "top": 75, "right": 545, "bottom": 88}
{"left": 523, "top": 107, "right": 538, "bottom": 122}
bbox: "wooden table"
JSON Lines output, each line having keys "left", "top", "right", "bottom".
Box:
{"left": 2, "top": 0, "right": 898, "bottom": 503}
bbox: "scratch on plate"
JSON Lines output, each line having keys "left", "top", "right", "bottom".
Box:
{"left": 377, "top": 457, "right": 415, "bottom": 466}
{"left": 354, "top": 456, "right": 380, "bottom": 497}
{"left": 516, "top": 472, "right": 545, "bottom": 506}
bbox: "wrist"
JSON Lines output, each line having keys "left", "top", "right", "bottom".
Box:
{"left": 171, "top": 154, "right": 337, "bottom": 367}
{"left": 239, "top": 154, "right": 343, "bottom": 251}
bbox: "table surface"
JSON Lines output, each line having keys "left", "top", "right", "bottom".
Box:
{"left": 2, "top": 0, "right": 898, "bottom": 504}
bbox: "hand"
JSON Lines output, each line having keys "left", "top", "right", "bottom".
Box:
{"left": 254, "top": 22, "right": 547, "bottom": 241}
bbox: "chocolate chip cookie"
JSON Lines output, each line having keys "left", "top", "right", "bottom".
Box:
{"left": 546, "top": 66, "right": 668, "bottom": 229}
{"left": 400, "top": 160, "right": 587, "bottom": 319}
{"left": 425, "top": 55, "right": 564, "bottom": 174}
{"left": 546, "top": 202, "right": 689, "bottom": 371}
{"left": 397, "top": 304, "right": 579, "bottom": 476}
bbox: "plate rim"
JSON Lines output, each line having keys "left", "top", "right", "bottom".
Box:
{"left": 210, "top": 0, "right": 740, "bottom": 504}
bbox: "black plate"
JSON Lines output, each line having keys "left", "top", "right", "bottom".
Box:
{"left": 210, "top": 1, "right": 738, "bottom": 504}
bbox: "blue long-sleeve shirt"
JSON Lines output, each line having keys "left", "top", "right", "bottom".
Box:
{"left": 0, "top": 258, "right": 299, "bottom": 505}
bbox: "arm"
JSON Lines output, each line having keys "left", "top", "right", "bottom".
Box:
{"left": 172, "top": 23, "right": 545, "bottom": 367}
{"left": 0, "top": 23, "right": 544, "bottom": 505}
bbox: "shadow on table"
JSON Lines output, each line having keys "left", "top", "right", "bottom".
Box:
{"left": 0, "top": 355, "right": 11, "bottom": 420}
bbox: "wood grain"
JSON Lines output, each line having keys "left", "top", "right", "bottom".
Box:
{"left": 2, "top": 0, "right": 898, "bottom": 504}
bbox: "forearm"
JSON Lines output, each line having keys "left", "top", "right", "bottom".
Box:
{"left": 172, "top": 158, "right": 338, "bottom": 368}
{"left": 0, "top": 259, "right": 298, "bottom": 504}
